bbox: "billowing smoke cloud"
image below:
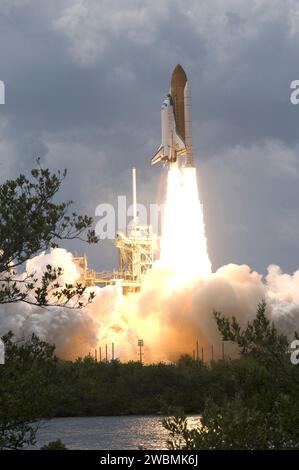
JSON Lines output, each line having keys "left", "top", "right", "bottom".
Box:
{"left": 0, "top": 248, "right": 120, "bottom": 358}
{"left": 0, "top": 247, "right": 298, "bottom": 361}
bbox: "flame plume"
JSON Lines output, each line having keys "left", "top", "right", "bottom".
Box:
{"left": 159, "top": 166, "right": 212, "bottom": 284}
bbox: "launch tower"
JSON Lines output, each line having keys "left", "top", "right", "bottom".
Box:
{"left": 114, "top": 168, "right": 155, "bottom": 293}
{"left": 73, "top": 169, "right": 155, "bottom": 294}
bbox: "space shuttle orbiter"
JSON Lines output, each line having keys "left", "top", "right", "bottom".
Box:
{"left": 151, "top": 64, "right": 193, "bottom": 167}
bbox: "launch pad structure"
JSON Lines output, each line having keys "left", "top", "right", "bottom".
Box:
{"left": 73, "top": 168, "right": 156, "bottom": 294}
{"left": 115, "top": 223, "right": 155, "bottom": 294}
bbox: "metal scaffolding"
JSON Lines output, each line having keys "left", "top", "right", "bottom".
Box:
{"left": 73, "top": 168, "right": 156, "bottom": 294}
{"left": 114, "top": 224, "right": 155, "bottom": 293}
{"left": 73, "top": 226, "right": 155, "bottom": 294}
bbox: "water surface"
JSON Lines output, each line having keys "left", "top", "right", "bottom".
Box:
{"left": 33, "top": 415, "right": 201, "bottom": 450}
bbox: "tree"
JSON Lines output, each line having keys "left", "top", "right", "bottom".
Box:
{"left": 213, "top": 300, "right": 290, "bottom": 357}
{"left": 0, "top": 161, "right": 98, "bottom": 307}
{"left": 163, "top": 302, "right": 299, "bottom": 449}
{"left": 0, "top": 332, "right": 58, "bottom": 449}
{"left": 0, "top": 163, "right": 98, "bottom": 449}
{"left": 41, "top": 439, "right": 67, "bottom": 450}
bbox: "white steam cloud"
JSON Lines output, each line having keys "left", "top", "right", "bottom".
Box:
{"left": 0, "top": 248, "right": 298, "bottom": 361}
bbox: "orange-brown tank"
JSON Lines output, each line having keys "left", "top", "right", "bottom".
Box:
{"left": 171, "top": 64, "right": 187, "bottom": 141}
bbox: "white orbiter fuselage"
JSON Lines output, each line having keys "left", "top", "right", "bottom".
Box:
{"left": 151, "top": 64, "right": 193, "bottom": 167}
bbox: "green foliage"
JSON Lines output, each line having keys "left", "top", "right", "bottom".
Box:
{"left": 0, "top": 164, "right": 100, "bottom": 448}
{"left": 0, "top": 161, "right": 97, "bottom": 307}
{"left": 41, "top": 439, "right": 67, "bottom": 450}
{"left": 0, "top": 332, "right": 58, "bottom": 450}
{"left": 214, "top": 300, "right": 290, "bottom": 356}
{"left": 52, "top": 357, "right": 209, "bottom": 417}
{"left": 163, "top": 302, "right": 299, "bottom": 449}
{"left": 163, "top": 410, "right": 196, "bottom": 450}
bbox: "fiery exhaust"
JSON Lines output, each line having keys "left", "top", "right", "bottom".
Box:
{"left": 159, "top": 166, "right": 211, "bottom": 284}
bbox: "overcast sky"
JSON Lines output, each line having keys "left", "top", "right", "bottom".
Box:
{"left": 1, "top": 0, "right": 299, "bottom": 274}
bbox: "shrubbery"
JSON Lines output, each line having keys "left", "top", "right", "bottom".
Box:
{"left": 163, "top": 302, "right": 299, "bottom": 449}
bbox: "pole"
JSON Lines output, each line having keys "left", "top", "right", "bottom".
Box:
{"left": 201, "top": 347, "right": 204, "bottom": 362}
{"left": 99, "top": 346, "right": 102, "bottom": 362}
{"left": 222, "top": 341, "right": 225, "bottom": 361}
{"left": 105, "top": 344, "right": 108, "bottom": 362}
{"left": 138, "top": 339, "right": 144, "bottom": 364}
{"left": 132, "top": 167, "right": 137, "bottom": 225}
{"left": 95, "top": 349, "right": 97, "bottom": 362}
{"left": 196, "top": 340, "right": 199, "bottom": 361}
{"left": 211, "top": 344, "right": 214, "bottom": 361}
{"left": 112, "top": 342, "right": 115, "bottom": 361}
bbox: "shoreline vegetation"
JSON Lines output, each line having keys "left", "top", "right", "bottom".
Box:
{"left": 1, "top": 302, "right": 299, "bottom": 449}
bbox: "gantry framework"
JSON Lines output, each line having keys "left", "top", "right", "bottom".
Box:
{"left": 114, "top": 224, "right": 155, "bottom": 293}
{"left": 73, "top": 225, "right": 155, "bottom": 294}
{"left": 72, "top": 168, "right": 156, "bottom": 294}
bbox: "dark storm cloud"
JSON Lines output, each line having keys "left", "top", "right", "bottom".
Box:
{"left": 1, "top": 0, "right": 299, "bottom": 272}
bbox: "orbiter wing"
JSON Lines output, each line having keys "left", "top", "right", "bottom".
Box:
{"left": 151, "top": 145, "right": 164, "bottom": 165}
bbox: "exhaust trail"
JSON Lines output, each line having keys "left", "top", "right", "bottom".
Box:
{"left": 160, "top": 166, "right": 211, "bottom": 284}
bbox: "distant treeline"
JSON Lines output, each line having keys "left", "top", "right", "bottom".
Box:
{"left": 0, "top": 327, "right": 297, "bottom": 419}
{"left": 0, "top": 331, "right": 237, "bottom": 418}
{"left": 49, "top": 355, "right": 238, "bottom": 416}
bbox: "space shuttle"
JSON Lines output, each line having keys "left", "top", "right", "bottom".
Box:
{"left": 151, "top": 64, "right": 193, "bottom": 167}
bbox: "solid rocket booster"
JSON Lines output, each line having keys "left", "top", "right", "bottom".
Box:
{"left": 184, "top": 82, "right": 192, "bottom": 167}
{"left": 151, "top": 64, "right": 193, "bottom": 167}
